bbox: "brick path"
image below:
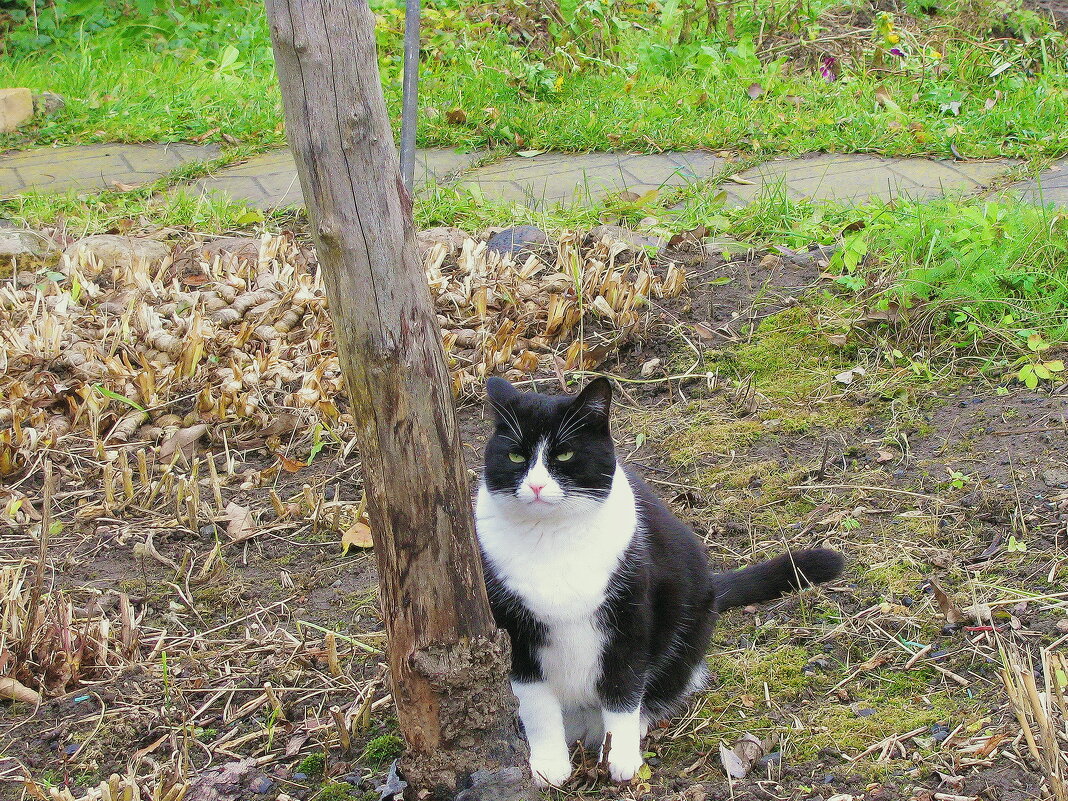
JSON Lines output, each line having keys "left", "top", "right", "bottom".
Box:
{"left": 2, "top": 141, "right": 1066, "bottom": 209}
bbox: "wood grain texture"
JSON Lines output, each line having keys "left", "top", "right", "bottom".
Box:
{"left": 262, "top": 0, "right": 529, "bottom": 793}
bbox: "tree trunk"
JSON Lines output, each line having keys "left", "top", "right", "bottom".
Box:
{"left": 261, "top": 1, "right": 530, "bottom": 796}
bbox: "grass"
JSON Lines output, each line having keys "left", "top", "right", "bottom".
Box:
{"left": 3, "top": 0, "right": 1068, "bottom": 161}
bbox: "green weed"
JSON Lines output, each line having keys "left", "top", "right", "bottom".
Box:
{"left": 4, "top": 0, "right": 1068, "bottom": 159}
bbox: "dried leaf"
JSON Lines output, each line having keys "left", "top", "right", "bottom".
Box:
{"left": 275, "top": 454, "right": 305, "bottom": 473}
{"left": 694, "top": 322, "right": 717, "bottom": 341}
{"left": 875, "top": 449, "right": 897, "bottom": 463}
{"left": 746, "top": 82, "right": 763, "bottom": 99}
{"left": 929, "top": 578, "right": 969, "bottom": 625}
{"left": 445, "top": 108, "right": 467, "bottom": 125}
{"left": 719, "top": 733, "right": 764, "bottom": 779}
{"left": 159, "top": 423, "right": 208, "bottom": 462}
{"left": 342, "top": 521, "right": 373, "bottom": 555}
{"left": 224, "top": 502, "right": 256, "bottom": 543}
{"left": 0, "top": 676, "right": 42, "bottom": 704}
{"left": 834, "top": 366, "right": 866, "bottom": 385}
{"left": 826, "top": 333, "right": 848, "bottom": 347}
{"left": 640, "top": 357, "right": 661, "bottom": 377}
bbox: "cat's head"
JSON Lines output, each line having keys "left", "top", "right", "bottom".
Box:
{"left": 482, "top": 376, "right": 617, "bottom": 512}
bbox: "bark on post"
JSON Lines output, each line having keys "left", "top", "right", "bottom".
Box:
{"left": 262, "top": 1, "right": 529, "bottom": 795}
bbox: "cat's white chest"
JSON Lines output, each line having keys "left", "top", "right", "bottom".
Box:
{"left": 476, "top": 466, "right": 638, "bottom": 705}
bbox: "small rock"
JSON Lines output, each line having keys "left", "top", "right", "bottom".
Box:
{"left": 0, "top": 229, "right": 62, "bottom": 270}
{"left": 199, "top": 524, "right": 220, "bottom": 539}
{"left": 454, "top": 767, "right": 535, "bottom": 801}
{"left": 331, "top": 579, "right": 343, "bottom": 589}
{"left": 198, "top": 236, "right": 260, "bottom": 265}
{"left": 850, "top": 703, "right": 876, "bottom": 717}
{"left": 931, "top": 723, "right": 951, "bottom": 743}
{"left": 701, "top": 237, "right": 755, "bottom": 260}
{"left": 900, "top": 596, "right": 914, "bottom": 607}
{"left": 65, "top": 235, "right": 170, "bottom": 272}
{"left": 757, "top": 751, "right": 782, "bottom": 769}
{"left": 486, "top": 225, "right": 550, "bottom": 257}
{"left": 0, "top": 88, "right": 33, "bottom": 132}
{"left": 33, "top": 91, "right": 66, "bottom": 116}
{"left": 1043, "top": 468, "right": 1068, "bottom": 487}
{"left": 249, "top": 776, "right": 275, "bottom": 794}
{"left": 417, "top": 226, "right": 468, "bottom": 257}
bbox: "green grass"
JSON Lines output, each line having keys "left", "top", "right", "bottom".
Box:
{"left": 3, "top": 0, "right": 1068, "bottom": 160}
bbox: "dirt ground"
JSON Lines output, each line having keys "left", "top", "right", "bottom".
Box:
{"left": 1, "top": 231, "right": 1066, "bottom": 801}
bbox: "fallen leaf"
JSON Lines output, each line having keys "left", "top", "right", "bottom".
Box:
{"left": 221, "top": 132, "right": 239, "bottom": 145}
{"left": 159, "top": 423, "right": 208, "bottom": 462}
{"left": 746, "top": 82, "right": 763, "bottom": 99}
{"left": 224, "top": 502, "right": 256, "bottom": 543}
{"left": 445, "top": 108, "right": 467, "bottom": 125}
{"left": 858, "top": 653, "right": 891, "bottom": 671}
{"left": 110, "top": 180, "right": 139, "bottom": 192}
{"left": 275, "top": 454, "right": 305, "bottom": 473}
{"left": 694, "top": 322, "right": 717, "bottom": 341}
{"left": 826, "top": 333, "right": 848, "bottom": 347}
{"left": 875, "top": 449, "right": 896, "bottom": 463}
{"left": 834, "top": 366, "right": 867, "bottom": 385}
{"left": 342, "top": 521, "right": 373, "bottom": 555}
{"left": 640, "top": 357, "right": 661, "bottom": 377}
{"left": 0, "top": 676, "right": 42, "bottom": 704}
{"left": 516, "top": 150, "right": 546, "bottom": 158}
{"left": 929, "top": 578, "right": 969, "bottom": 625}
{"left": 719, "top": 733, "right": 764, "bottom": 779}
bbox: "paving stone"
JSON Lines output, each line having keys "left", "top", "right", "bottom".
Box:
{"left": 190, "top": 147, "right": 480, "bottom": 208}
{"left": 726, "top": 153, "right": 1015, "bottom": 204}
{"left": 0, "top": 143, "right": 220, "bottom": 196}
{"left": 463, "top": 151, "right": 727, "bottom": 206}
{"left": 1009, "top": 158, "right": 1068, "bottom": 207}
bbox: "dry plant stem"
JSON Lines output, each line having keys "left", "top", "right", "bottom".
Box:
{"left": 19, "top": 461, "right": 53, "bottom": 661}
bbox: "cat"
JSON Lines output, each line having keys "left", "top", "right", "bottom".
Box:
{"left": 475, "top": 375, "right": 844, "bottom": 787}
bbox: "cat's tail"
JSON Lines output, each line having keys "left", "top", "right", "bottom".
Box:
{"left": 711, "top": 549, "right": 844, "bottom": 613}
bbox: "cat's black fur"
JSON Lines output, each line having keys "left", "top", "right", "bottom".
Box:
{"left": 480, "top": 375, "right": 844, "bottom": 728}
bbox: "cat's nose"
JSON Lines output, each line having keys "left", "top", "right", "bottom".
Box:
{"left": 528, "top": 482, "right": 545, "bottom": 497}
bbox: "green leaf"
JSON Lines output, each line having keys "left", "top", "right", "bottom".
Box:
{"left": 1007, "top": 535, "right": 1027, "bottom": 552}
{"left": 93, "top": 384, "right": 145, "bottom": 412}
{"left": 1044, "top": 360, "right": 1065, "bottom": 373}
{"left": 635, "top": 432, "right": 646, "bottom": 448}
{"left": 636, "top": 763, "right": 652, "bottom": 780}
{"left": 236, "top": 209, "right": 265, "bottom": 225}
{"left": 1018, "top": 364, "right": 1038, "bottom": 389}
{"left": 1034, "top": 363, "right": 1053, "bottom": 380}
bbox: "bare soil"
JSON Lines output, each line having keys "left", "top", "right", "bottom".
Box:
{"left": 2, "top": 240, "right": 1066, "bottom": 801}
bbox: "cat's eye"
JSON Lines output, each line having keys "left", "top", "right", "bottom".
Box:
{"left": 508, "top": 452, "right": 526, "bottom": 463}
{"left": 555, "top": 450, "right": 575, "bottom": 462}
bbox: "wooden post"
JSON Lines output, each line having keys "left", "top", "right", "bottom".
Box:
{"left": 262, "top": 1, "right": 529, "bottom": 795}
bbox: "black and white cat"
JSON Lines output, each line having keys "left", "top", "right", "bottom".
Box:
{"left": 475, "top": 376, "right": 843, "bottom": 787}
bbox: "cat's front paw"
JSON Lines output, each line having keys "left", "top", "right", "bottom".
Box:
{"left": 608, "top": 749, "right": 645, "bottom": 783}
{"left": 529, "top": 754, "right": 573, "bottom": 788}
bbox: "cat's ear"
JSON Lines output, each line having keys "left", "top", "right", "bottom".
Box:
{"left": 572, "top": 376, "right": 613, "bottom": 418}
{"left": 486, "top": 376, "right": 519, "bottom": 419}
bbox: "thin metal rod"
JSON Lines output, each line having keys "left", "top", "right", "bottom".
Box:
{"left": 399, "top": 0, "right": 421, "bottom": 194}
